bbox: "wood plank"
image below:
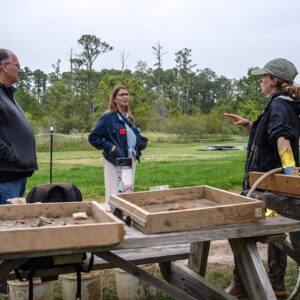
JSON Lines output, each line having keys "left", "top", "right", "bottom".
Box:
{"left": 0, "top": 223, "right": 124, "bottom": 255}
{"left": 254, "top": 234, "right": 286, "bottom": 244}
{"left": 148, "top": 202, "right": 264, "bottom": 234}
{"left": 0, "top": 258, "right": 28, "bottom": 281}
{"left": 92, "top": 201, "right": 126, "bottom": 223}
{"left": 229, "top": 238, "right": 276, "bottom": 300}
{"left": 1, "top": 215, "right": 300, "bottom": 260}
{"left": 249, "top": 172, "right": 300, "bottom": 196}
{"left": 114, "top": 186, "right": 205, "bottom": 204}
{"left": 115, "top": 185, "right": 261, "bottom": 206}
{"left": 109, "top": 197, "right": 147, "bottom": 227}
{"left": 6, "top": 244, "right": 191, "bottom": 280}
{"left": 109, "top": 194, "right": 150, "bottom": 220}
{"left": 159, "top": 261, "right": 235, "bottom": 300}
{"left": 273, "top": 240, "right": 300, "bottom": 265}
{"left": 159, "top": 262, "right": 213, "bottom": 300}
{"left": 203, "top": 186, "right": 262, "bottom": 204}
{"left": 113, "top": 216, "right": 299, "bottom": 251}
{"left": 95, "top": 251, "right": 197, "bottom": 300}
{"left": 0, "top": 201, "right": 89, "bottom": 219}
{"left": 188, "top": 241, "right": 210, "bottom": 276}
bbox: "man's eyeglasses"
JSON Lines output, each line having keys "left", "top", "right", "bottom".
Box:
{"left": 5, "top": 61, "right": 21, "bottom": 70}
{"left": 117, "top": 93, "right": 129, "bottom": 97}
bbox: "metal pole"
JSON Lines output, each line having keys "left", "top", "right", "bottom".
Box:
{"left": 50, "top": 126, "right": 54, "bottom": 183}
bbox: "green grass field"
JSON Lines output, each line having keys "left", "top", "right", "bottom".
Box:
{"left": 28, "top": 142, "right": 247, "bottom": 200}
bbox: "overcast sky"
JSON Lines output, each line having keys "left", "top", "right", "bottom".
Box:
{"left": 2, "top": 0, "right": 300, "bottom": 81}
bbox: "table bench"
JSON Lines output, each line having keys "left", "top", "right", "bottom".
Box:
{"left": 1, "top": 215, "right": 300, "bottom": 300}
{"left": 4, "top": 244, "right": 190, "bottom": 281}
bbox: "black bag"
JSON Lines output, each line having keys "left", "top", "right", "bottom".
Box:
{"left": 26, "top": 183, "right": 82, "bottom": 203}
{"left": 15, "top": 183, "right": 92, "bottom": 300}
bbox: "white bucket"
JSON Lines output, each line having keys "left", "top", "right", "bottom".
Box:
{"left": 59, "top": 270, "right": 102, "bottom": 300}
{"left": 115, "top": 264, "right": 157, "bottom": 300}
{"left": 7, "top": 278, "right": 53, "bottom": 300}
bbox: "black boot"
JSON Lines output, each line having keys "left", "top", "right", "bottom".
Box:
{"left": 0, "top": 281, "right": 9, "bottom": 296}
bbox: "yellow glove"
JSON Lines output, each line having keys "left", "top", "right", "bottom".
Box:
{"left": 279, "top": 148, "right": 296, "bottom": 174}
{"left": 265, "top": 208, "right": 277, "bottom": 217}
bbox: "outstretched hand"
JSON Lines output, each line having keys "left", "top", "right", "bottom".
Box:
{"left": 223, "top": 113, "right": 249, "bottom": 126}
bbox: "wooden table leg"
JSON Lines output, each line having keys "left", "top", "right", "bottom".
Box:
{"left": 229, "top": 238, "right": 276, "bottom": 300}
{"left": 95, "top": 251, "right": 197, "bottom": 300}
{"left": 160, "top": 261, "right": 235, "bottom": 300}
{"left": 273, "top": 240, "right": 300, "bottom": 265}
{"left": 0, "top": 259, "right": 28, "bottom": 281}
{"left": 188, "top": 241, "right": 210, "bottom": 276}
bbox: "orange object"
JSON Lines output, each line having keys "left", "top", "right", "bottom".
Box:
{"left": 174, "top": 203, "right": 187, "bottom": 210}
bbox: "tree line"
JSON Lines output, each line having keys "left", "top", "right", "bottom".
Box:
{"left": 15, "top": 34, "right": 268, "bottom": 138}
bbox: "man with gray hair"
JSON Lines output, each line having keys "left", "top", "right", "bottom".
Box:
{"left": 0, "top": 49, "right": 38, "bottom": 295}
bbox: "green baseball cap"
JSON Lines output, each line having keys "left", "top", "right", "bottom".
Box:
{"left": 251, "top": 58, "right": 298, "bottom": 83}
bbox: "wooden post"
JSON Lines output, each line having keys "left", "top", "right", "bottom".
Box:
{"left": 0, "top": 258, "right": 28, "bottom": 281}
{"left": 159, "top": 261, "right": 235, "bottom": 300}
{"left": 229, "top": 238, "right": 276, "bottom": 300}
{"left": 95, "top": 251, "right": 197, "bottom": 300}
{"left": 273, "top": 240, "right": 300, "bottom": 265}
{"left": 188, "top": 241, "right": 210, "bottom": 276}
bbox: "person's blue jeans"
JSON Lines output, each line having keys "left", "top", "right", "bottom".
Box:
{"left": 0, "top": 178, "right": 27, "bottom": 205}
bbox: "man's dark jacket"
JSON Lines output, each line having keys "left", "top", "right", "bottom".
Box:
{"left": 0, "top": 83, "right": 37, "bottom": 174}
{"left": 243, "top": 92, "right": 300, "bottom": 191}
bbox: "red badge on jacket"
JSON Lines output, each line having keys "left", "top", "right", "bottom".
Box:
{"left": 119, "top": 129, "right": 126, "bottom": 134}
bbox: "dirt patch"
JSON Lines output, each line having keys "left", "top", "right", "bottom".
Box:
{"left": 141, "top": 199, "right": 217, "bottom": 213}
{"left": 52, "top": 158, "right": 103, "bottom": 166}
{"left": 208, "top": 240, "right": 268, "bottom": 266}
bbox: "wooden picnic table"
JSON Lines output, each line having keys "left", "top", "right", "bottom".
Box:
{"left": 1, "top": 214, "right": 300, "bottom": 300}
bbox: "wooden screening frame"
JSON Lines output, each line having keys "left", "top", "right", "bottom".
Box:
{"left": 249, "top": 171, "right": 300, "bottom": 196}
{"left": 109, "top": 186, "right": 265, "bottom": 234}
{"left": 0, "top": 201, "right": 125, "bottom": 255}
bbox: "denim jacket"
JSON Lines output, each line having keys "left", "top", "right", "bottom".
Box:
{"left": 88, "top": 112, "right": 148, "bottom": 165}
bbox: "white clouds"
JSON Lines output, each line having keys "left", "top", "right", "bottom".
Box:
{"left": 2, "top": 0, "right": 300, "bottom": 80}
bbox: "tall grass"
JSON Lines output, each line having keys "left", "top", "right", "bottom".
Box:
{"left": 35, "top": 132, "right": 249, "bottom": 151}
{"left": 35, "top": 133, "right": 91, "bottom": 152}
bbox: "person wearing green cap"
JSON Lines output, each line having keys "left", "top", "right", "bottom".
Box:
{"left": 224, "top": 58, "right": 300, "bottom": 298}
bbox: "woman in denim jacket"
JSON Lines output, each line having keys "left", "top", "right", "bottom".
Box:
{"left": 89, "top": 85, "right": 148, "bottom": 211}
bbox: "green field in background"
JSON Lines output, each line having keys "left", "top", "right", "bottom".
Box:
{"left": 27, "top": 142, "right": 247, "bottom": 200}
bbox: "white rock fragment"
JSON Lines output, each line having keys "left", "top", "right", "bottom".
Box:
{"left": 72, "top": 212, "right": 88, "bottom": 220}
